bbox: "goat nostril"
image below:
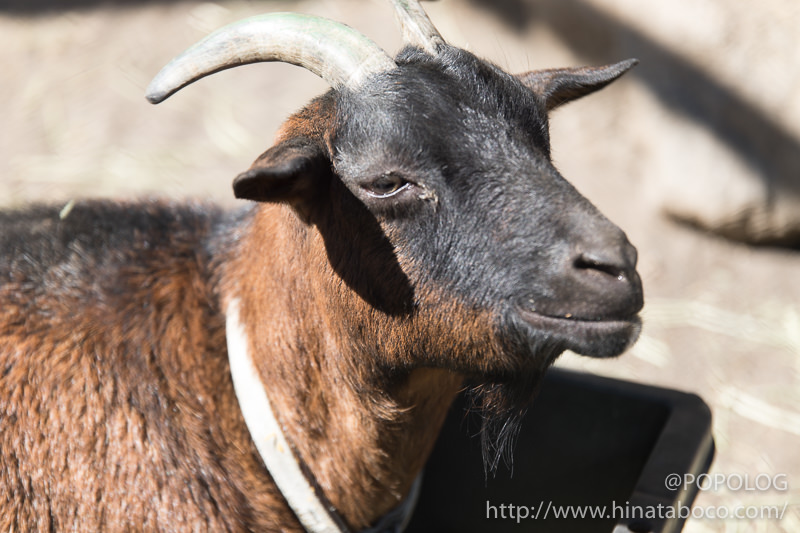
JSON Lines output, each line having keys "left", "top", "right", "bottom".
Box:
{"left": 574, "top": 253, "right": 627, "bottom": 281}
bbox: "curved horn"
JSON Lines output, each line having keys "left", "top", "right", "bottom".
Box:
{"left": 388, "top": 0, "right": 445, "bottom": 55}
{"left": 146, "top": 13, "right": 396, "bottom": 104}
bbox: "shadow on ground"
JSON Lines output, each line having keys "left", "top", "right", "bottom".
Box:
{"left": 1, "top": 0, "right": 167, "bottom": 13}
{"left": 470, "top": 0, "right": 800, "bottom": 246}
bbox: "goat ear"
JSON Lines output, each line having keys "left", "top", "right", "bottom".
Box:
{"left": 232, "top": 139, "right": 331, "bottom": 204}
{"left": 518, "top": 58, "right": 638, "bottom": 111}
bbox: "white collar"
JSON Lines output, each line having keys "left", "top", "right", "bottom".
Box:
{"left": 225, "top": 299, "right": 420, "bottom": 533}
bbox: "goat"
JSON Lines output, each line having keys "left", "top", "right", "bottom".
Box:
{"left": 0, "top": 1, "right": 643, "bottom": 531}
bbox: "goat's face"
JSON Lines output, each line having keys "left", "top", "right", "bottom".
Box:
{"left": 234, "top": 46, "right": 643, "bottom": 382}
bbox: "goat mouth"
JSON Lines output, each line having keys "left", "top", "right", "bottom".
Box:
{"left": 514, "top": 307, "right": 642, "bottom": 358}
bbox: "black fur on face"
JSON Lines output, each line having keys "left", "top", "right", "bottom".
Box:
{"left": 332, "top": 46, "right": 641, "bottom": 354}
{"left": 326, "top": 46, "right": 642, "bottom": 469}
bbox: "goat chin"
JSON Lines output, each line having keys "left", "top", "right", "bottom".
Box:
{"left": 470, "top": 307, "right": 641, "bottom": 473}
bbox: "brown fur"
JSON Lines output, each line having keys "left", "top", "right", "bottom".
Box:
{"left": 0, "top": 199, "right": 476, "bottom": 531}
{"left": 0, "top": 205, "right": 292, "bottom": 530}
{"left": 274, "top": 95, "right": 335, "bottom": 145}
{"left": 220, "top": 204, "right": 471, "bottom": 528}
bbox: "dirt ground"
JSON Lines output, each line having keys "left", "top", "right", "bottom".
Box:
{"left": 1, "top": 1, "right": 798, "bottom": 531}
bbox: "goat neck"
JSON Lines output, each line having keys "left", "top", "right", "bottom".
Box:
{"left": 219, "top": 204, "right": 463, "bottom": 530}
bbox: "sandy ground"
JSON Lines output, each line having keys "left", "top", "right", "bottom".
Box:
{"left": 1, "top": 1, "right": 798, "bottom": 531}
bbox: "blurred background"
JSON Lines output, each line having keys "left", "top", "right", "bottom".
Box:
{"left": 1, "top": 0, "right": 798, "bottom": 531}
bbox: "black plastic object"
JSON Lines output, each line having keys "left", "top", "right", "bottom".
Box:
{"left": 406, "top": 368, "right": 715, "bottom": 533}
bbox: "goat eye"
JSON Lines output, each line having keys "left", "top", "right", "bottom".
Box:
{"left": 365, "top": 173, "right": 409, "bottom": 198}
